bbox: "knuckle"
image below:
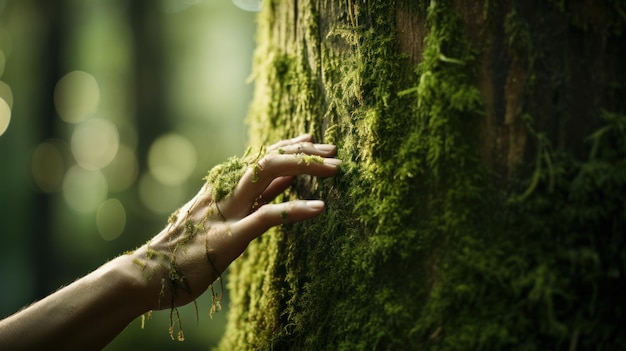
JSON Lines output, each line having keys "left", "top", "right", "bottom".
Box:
{"left": 255, "top": 204, "right": 273, "bottom": 218}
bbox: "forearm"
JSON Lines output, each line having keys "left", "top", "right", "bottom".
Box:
{"left": 0, "top": 254, "right": 149, "bottom": 351}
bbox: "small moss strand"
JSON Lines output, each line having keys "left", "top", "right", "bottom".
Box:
{"left": 205, "top": 234, "right": 224, "bottom": 319}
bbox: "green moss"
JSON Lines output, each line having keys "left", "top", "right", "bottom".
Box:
{"left": 296, "top": 154, "right": 324, "bottom": 166}
{"left": 549, "top": 0, "right": 625, "bottom": 35}
{"left": 132, "top": 257, "right": 147, "bottom": 270}
{"left": 201, "top": 145, "right": 271, "bottom": 201}
{"left": 167, "top": 211, "right": 178, "bottom": 224}
{"left": 503, "top": 6, "right": 533, "bottom": 64}
{"left": 184, "top": 219, "right": 197, "bottom": 239}
{"left": 204, "top": 156, "right": 248, "bottom": 202}
{"left": 219, "top": 1, "right": 626, "bottom": 350}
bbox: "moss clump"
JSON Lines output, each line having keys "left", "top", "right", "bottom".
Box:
{"left": 203, "top": 145, "right": 270, "bottom": 200}
{"left": 204, "top": 156, "right": 248, "bottom": 202}
{"left": 296, "top": 154, "right": 324, "bottom": 166}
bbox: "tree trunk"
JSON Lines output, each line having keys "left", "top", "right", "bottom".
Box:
{"left": 219, "top": 1, "right": 626, "bottom": 350}
{"left": 33, "top": 0, "right": 64, "bottom": 301}
{"left": 129, "top": 0, "right": 172, "bottom": 174}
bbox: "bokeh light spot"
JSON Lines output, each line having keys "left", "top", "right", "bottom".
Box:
{"left": 102, "top": 144, "right": 138, "bottom": 193}
{"left": 96, "top": 198, "right": 126, "bottom": 241}
{"left": 138, "top": 172, "right": 185, "bottom": 214}
{"left": 232, "top": 0, "right": 262, "bottom": 12}
{"left": 62, "top": 165, "right": 108, "bottom": 213}
{"left": 71, "top": 117, "right": 119, "bottom": 170}
{"left": 32, "top": 141, "right": 65, "bottom": 193}
{"left": 148, "top": 133, "right": 197, "bottom": 186}
{"left": 0, "top": 81, "right": 13, "bottom": 108}
{"left": 54, "top": 71, "right": 100, "bottom": 124}
{"left": 0, "top": 50, "right": 6, "bottom": 77}
{"left": 0, "top": 96, "right": 9, "bottom": 136}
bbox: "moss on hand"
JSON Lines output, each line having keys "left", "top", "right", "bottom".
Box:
{"left": 202, "top": 145, "right": 271, "bottom": 201}
{"left": 204, "top": 156, "right": 248, "bottom": 202}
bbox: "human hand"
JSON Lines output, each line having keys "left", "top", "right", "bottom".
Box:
{"left": 130, "top": 134, "right": 340, "bottom": 315}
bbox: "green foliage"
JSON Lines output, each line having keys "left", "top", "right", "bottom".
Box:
{"left": 549, "top": 0, "right": 626, "bottom": 35}
{"left": 495, "top": 111, "right": 626, "bottom": 349}
{"left": 219, "top": 1, "right": 626, "bottom": 350}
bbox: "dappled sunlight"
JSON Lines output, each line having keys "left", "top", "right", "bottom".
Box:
{"left": 54, "top": 71, "right": 100, "bottom": 124}
{"left": 71, "top": 117, "right": 119, "bottom": 171}
{"left": 232, "top": 0, "right": 262, "bottom": 12}
{"left": 0, "top": 81, "right": 12, "bottom": 107}
{"left": 148, "top": 133, "right": 197, "bottom": 186}
{"left": 0, "top": 80, "right": 12, "bottom": 137}
{"left": 0, "top": 96, "right": 9, "bottom": 137}
{"left": 62, "top": 165, "right": 108, "bottom": 213}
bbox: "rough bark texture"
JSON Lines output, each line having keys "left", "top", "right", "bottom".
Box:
{"left": 219, "top": 1, "right": 626, "bottom": 350}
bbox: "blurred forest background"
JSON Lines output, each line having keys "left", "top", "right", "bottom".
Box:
{"left": 0, "top": 0, "right": 256, "bottom": 349}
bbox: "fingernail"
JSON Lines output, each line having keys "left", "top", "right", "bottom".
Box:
{"left": 315, "top": 144, "right": 336, "bottom": 152}
{"left": 324, "top": 158, "right": 342, "bottom": 166}
{"left": 306, "top": 200, "right": 325, "bottom": 210}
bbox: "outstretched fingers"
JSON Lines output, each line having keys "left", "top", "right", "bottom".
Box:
{"left": 232, "top": 155, "right": 339, "bottom": 217}
{"left": 218, "top": 140, "right": 340, "bottom": 219}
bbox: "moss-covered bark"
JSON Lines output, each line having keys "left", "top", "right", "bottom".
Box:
{"left": 218, "top": 1, "right": 626, "bottom": 350}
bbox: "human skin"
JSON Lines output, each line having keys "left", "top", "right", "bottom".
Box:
{"left": 0, "top": 134, "right": 340, "bottom": 350}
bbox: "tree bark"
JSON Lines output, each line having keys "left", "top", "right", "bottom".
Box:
{"left": 219, "top": 1, "right": 626, "bottom": 350}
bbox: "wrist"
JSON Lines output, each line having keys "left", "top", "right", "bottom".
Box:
{"left": 104, "top": 253, "right": 156, "bottom": 315}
